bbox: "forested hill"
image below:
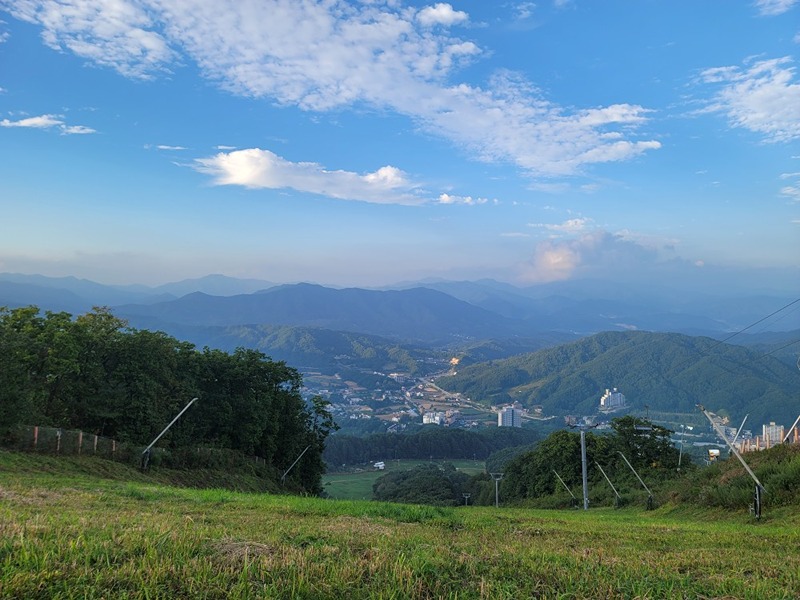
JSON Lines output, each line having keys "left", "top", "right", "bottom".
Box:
{"left": 438, "top": 331, "right": 800, "bottom": 425}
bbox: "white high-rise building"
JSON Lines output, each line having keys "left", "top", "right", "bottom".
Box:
{"left": 762, "top": 421, "right": 784, "bottom": 445}
{"left": 498, "top": 407, "right": 522, "bottom": 428}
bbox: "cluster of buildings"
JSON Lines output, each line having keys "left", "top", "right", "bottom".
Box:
{"left": 739, "top": 420, "right": 800, "bottom": 452}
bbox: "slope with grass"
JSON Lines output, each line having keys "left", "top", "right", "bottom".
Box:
{"left": 2, "top": 450, "right": 799, "bottom": 599}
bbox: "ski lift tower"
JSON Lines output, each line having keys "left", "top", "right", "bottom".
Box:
{"left": 569, "top": 422, "right": 597, "bottom": 510}
{"left": 490, "top": 472, "right": 504, "bottom": 508}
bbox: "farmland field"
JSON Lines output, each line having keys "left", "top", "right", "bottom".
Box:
{"left": 2, "top": 451, "right": 800, "bottom": 599}
{"left": 323, "top": 458, "right": 486, "bottom": 500}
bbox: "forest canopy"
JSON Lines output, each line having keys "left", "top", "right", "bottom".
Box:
{"left": 0, "top": 305, "right": 335, "bottom": 494}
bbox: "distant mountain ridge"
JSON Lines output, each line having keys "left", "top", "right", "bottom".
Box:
{"left": 2, "top": 273, "right": 798, "bottom": 347}
{"left": 116, "top": 284, "right": 532, "bottom": 342}
{"left": 438, "top": 330, "right": 800, "bottom": 425}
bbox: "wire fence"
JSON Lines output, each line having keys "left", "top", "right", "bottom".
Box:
{"left": 2, "top": 425, "right": 278, "bottom": 477}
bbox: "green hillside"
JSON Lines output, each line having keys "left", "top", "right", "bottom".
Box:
{"left": 438, "top": 330, "right": 800, "bottom": 424}
{"left": 2, "top": 450, "right": 798, "bottom": 599}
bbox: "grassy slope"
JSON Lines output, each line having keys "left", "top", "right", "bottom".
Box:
{"left": 2, "top": 451, "right": 799, "bottom": 599}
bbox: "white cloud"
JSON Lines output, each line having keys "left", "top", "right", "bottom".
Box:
{"left": 156, "top": 144, "right": 187, "bottom": 150}
{"left": 699, "top": 57, "right": 800, "bottom": 142}
{"left": 780, "top": 185, "right": 800, "bottom": 200}
{"left": 519, "top": 230, "right": 662, "bottom": 283}
{"left": 780, "top": 173, "right": 800, "bottom": 201}
{"left": 5, "top": 0, "right": 175, "bottom": 79}
{"left": 0, "top": 113, "right": 95, "bottom": 134}
{"left": 2, "top": 0, "right": 661, "bottom": 178}
{"left": 529, "top": 217, "right": 593, "bottom": 233}
{"left": 754, "top": 0, "right": 798, "bottom": 15}
{"left": 416, "top": 3, "right": 468, "bottom": 27}
{"left": 437, "top": 193, "right": 491, "bottom": 205}
{"left": 513, "top": 3, "right": 535, "bottom": 20}
{"left": 194, "top": 147, "right": 427, "bottom": 205}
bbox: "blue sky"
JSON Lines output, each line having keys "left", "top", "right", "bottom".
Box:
{"left": 0, "top": 0, "right": 798, "bottom": 291}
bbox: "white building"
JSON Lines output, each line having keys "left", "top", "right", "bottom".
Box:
{"left": 498, "top": 406, "right": 522, "bottom": 428}
{"left": 762, "top": 422, "right": 785, "bottom": 445}
{"left": 599, "top": 388, "right": 626, "bottom": 410}
{"left": 423, "top": 411, "right": 446, "bottom": 425}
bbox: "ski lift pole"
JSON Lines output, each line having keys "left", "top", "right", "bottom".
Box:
{"left": 594, "top": 461, "right": 622, "bottom": 507}
{"left": 697, "top": 405, "right": 764, "bottom": 490}
{"left": 553, "top": 470, "right": 577, "bottom": 508}
{"left": 617, "top": 451, "right": 654, "bottom": 509}
{"left": 140, "top": 397, "right": 198, "bottom": 470}
{"left": 281, "top": 445, "right": 311, "bottom": 485}
{"left": 697, "top": 404, "right": 765, "bottom": 518}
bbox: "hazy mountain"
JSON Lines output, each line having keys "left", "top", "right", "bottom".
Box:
{"left": 437, "top": 330, "right": 800, "bottom": 426}
{"left": 116, "top": 283, "right": 536, "bottom": 342}
{"left": 394, "top": 278, "right": 799, "bottom": 334}
{"left": 0, "top": 273, "right": 172, "bottom": 307}
{"left": 150, "top": 274, "right": 278, "bottom": 297}
{"left": 0, "top": 280, "right": 92, "bottom": 314}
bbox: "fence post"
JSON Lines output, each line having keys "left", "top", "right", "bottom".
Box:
{"left": 56, "top": 428, "right": 62, "bottom": 454}
{"left": 93, "top": 434, "right": 98, "bottom": 454}
{"left": 33, "top": 426, "right": 39, "bottom": 450}
{"left": 77, "top": 431, "right": 83, "bottom": 455}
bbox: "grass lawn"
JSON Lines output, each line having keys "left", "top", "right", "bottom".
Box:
{"left": 323, "top": 459, "right": 485, "bottom": 500}
{"left": 2, "top": 451, "right": 799, "bottom": 598}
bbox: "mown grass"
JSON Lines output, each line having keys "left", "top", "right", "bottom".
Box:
{"left": 1, "top": 450, "right": 799, "bottom": 599}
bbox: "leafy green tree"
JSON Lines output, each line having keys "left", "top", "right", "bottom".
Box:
{"left": 373, "top": 463, "right": 471, "bottom": 506}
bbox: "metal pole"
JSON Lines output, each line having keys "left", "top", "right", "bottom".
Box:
{"left": 594, "top": 462, "right": 621, "bottom": 500}
{"left": 678, "top": 425, "right": 685, "bottom": 471}
{"left": 697, "top": 405, "right": 764, "bottom": 490}
{"left": 281, "top": 445, "right": 311, "bottom": 484}
{"left": 142, "top": 397, "right": 199, "bottom": 457}
{"left": 782, "top": 414, "right": 800, "bottom": 444}
{"left": 580, "top": 429, "right": 589, "bottom": 510}
{"left": 553, "top": 470, "right": 577, "bottom": 500}
{"left": 732, "top": 414, "right": 748, "bottom": 446}
{"left": 617, "top": 451, "right": 653, "bottom": 496}
{"left": 490, "top": 473, "right": 504, "bottom": 507}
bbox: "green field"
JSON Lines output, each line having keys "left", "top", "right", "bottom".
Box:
{"left": 323, "top": 459, "right": 486, "bottom": 500}
{"left": 2, "top": 451, "right": 800, "bottom": 599}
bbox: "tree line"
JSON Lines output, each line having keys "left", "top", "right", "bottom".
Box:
{"left": 323, "top": 426, "right": 539, "bottom": 467}
{"left": 371, "top": 417, "right": 689, "bottom": 507}
{"left": 0, "top": 306, "right": 336, "bottom": 494}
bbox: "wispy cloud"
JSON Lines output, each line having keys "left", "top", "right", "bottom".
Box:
{"left": 156, "top": 144, "right": 187, "bottom": 150}
{"left": 754, "top": 0, "right": 798, "bottom": 16}
{"left": 3, "top": 0, "right": 660, "bottom": 178}
{"left": 699, "top": 57, "right": 800, "bottom": 142}
{"left": 780, "top": 172, "right": 800, "bottom": 201}
{"left": 0, "top": 113, "right": 95, "bottom": 134}
{"left": 194, "top": 148, "right": 427, "bottom": 205}
{"left": 528, "top": 217, "right": 593, "bottom": 234}
{"left": 437, "top": 193, "right": 492, "bottom": 205}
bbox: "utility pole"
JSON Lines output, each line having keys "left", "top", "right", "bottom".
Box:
{"left": 570, "top": 423, "right": 596, "bottom": 510}
{"left": 490, "top": 472, "right": 504, "bottom": 507}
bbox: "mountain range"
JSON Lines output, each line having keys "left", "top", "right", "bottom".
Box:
{"left": 2, "top": 272, "right": 798, "bottom": 425}
{"left": 438, "top": 330, "right": 800, "bottom": 426}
